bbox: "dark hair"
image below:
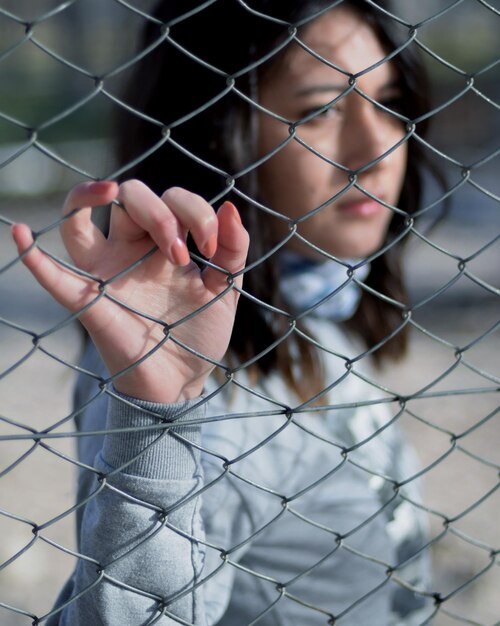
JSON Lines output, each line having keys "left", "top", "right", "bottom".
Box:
{"left": 115, "top": 0, "right": 441, "bottom": 401}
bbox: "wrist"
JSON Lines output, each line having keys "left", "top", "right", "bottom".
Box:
{"left": 112, "top": 371, "right": 205, "bottom": 404}
{"left": 102, "top": 391, "right": 205, "bottom": 478}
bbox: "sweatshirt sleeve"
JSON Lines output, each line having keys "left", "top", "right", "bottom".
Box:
{"left": 48, "top": 390, "right": 209, "bottom": 626}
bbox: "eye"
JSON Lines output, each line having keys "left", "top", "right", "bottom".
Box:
{"left": 299, "top": 104, "right": 341, "bottom": 125}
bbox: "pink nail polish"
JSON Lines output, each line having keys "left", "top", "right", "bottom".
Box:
{"left": 223, "top": 201, "right": 241, "bottom": 224}
{"left": 171, "top": 238, "right": 190, "bottom": 265}
{"left": 204, "top": 233, "right": 217, "bottom": 258}
{"left": 88, "top": 181, "right": 112, "bottom": 194}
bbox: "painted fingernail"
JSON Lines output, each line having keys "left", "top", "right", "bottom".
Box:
{"left": 203, "top": 233, "right": 217, "bottom": 258}
{"left": 88, "top": 181, "right": 113, "bottom": 194}
{"left": 223, "top": 201, "right": 241, "bottom": 225}
{"left": 170, "top": 237, "right": 190, "bottom": 265}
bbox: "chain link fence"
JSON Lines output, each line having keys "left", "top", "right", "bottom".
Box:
{"left": 0, "top": 0, "right": 499, "bottom": 624}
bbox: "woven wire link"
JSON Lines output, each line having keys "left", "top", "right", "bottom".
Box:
{"left": 0, "top": 0, "right": 498, "bottom": 624}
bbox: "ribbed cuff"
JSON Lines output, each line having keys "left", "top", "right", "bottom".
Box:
{"left": 101, "top": 390, "right": 205, "bottom": 479}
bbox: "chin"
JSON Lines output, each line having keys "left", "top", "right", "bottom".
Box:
{"left": 346, "top": 233, "right": 389, "bottom": 258}
{"left": 291, "top": 235, "right": 387, "bottom": 261}
{"left": 323, "top": 241, "right": 384, "bottom": 260}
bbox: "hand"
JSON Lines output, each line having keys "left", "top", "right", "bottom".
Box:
{"left": 11, "top": 180, "right": 249, "bottom": 403}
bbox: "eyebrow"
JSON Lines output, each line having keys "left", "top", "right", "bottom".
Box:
{"left": 295, "top": 78, "right": 402, "bottom": 98}
{"left": 295, "top": 84, "right": 347, "bottom": 97}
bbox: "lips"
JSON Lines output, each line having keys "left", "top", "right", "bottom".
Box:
{"left": 336, "top": 198, "right": 385, "bottom": 217}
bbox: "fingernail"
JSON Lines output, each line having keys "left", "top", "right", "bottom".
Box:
{"left": 170, "top": 237, "right": 190, "bottom": 265}
{"left": 88, "top": 181, "right": 112, "bottom": 194}
{"left": 222, "top": 201, "right": 241, "bottom": 224}
{"left": 203, "top": 233, "right": 217, "bottom": 258}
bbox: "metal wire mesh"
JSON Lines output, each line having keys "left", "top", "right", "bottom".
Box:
{"left": 0, "top": 0, "right": 498, "bottom": 624}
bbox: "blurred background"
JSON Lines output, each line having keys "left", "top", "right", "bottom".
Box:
{"left": 0, "top": 1, "right": 498, "bottom": 624}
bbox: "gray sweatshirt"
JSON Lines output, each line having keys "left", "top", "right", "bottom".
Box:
{"left": 47, "top": 320, "right": 432, "bottom": 625}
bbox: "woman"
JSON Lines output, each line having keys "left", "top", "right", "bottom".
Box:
{"left": 12, "top": 1, "right": 438, "bottom": 624}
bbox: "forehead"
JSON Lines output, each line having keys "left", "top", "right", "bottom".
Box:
{"left": 271, "top": 8, "right": 395, "bottom": 87}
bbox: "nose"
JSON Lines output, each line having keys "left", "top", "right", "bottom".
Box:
{"left": 340, "top": 98, "right": 394, "bottom": 175}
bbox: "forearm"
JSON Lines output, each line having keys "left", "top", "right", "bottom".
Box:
{"left": 52, "top": 392, "right": 208, "bottom": 626}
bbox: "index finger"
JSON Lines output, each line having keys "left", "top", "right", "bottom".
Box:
{"left": 116, "top": 181, "right": 218, "bottom": 260}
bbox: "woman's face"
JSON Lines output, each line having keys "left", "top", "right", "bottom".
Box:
{"left": 257, "top": 8, "right": 408, "bottom": 260}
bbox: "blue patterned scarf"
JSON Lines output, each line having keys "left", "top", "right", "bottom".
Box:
{"left": 278, "top": 251, "right": 370, "bottom": 321}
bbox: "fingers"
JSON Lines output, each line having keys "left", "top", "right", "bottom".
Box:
{"left": 60, "top": 181, "right": 115, "bottom": 269}
{"left": 203, "top": 201, "right": 249, "bottom": 294}
{"left": 114, "top": 181, "right": 218, "bottom": 265}
{"left": 11, "top": 223, "right": 93, "bottom": 312}
{"left": 11, "top": 180, "right": 117, "bottom": 312}
{"left": 161, "top": 187, "right": 218, "bottom": 259}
